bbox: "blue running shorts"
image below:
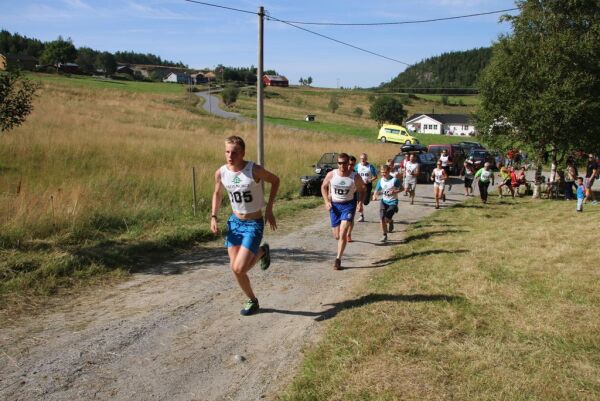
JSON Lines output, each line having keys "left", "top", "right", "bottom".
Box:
{"left": 329, "top": 200, "right": 357, "bottom": 228}
{"left": 225, "top": 215, "right": 264, "bottom": 254}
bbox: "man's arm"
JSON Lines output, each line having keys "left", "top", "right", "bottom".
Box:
{"left": 321, "top": 171, "right": 333, "bottom": 210}
{"left": 253, "top": 164, "right": 280, "bottom": 230}
{"left": 210, "top": 169, "right": 224, "bottom": 234}
{"left": 355, "top": 175, "right": 366, "bottom": 213}
{"left": 370, "top": 164, "right": 378, "bottom": 183}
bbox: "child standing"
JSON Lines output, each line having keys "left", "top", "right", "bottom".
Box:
{"left": 576, "top": 176, "right": 585, "bottom": 212}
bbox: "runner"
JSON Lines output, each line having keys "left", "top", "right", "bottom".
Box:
{"left": 497, "top": 165, "right": 515, "bottom": 198}
{"left": 474, "top": 162, "right": 495, "bottom": 204}
{"left": 431, "top": 160, "right": 448, "bottom": 209}
{"left": 403, "top": 153, "right": 419, "bottom": 205}
{"left": 210, "top": 136, "right": 280, "bottom": 316}
{"left": 346, "top": 155, "right": 357, "bottom": 243}
{"left": 373, "top": 164, "right": 401, "bottom": 243}
{"left": 439, "top": 149, "right": 452, "bottom": 191}
{"left": 461, "top": 156, "right": 475, "bottom": 196}
{"left": 322, "top": 153, "right": 366, "bottom": 270}
{"left": 354, "top": 153, "right": 377, "bottom": 222}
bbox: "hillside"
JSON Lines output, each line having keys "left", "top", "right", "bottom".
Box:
{"left": 380, "top": 47, "right": 492, "bottom": 93}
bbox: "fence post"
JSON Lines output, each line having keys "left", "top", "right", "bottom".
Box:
{"left": 191, "top": 167, "right": 197, "bottom": 216}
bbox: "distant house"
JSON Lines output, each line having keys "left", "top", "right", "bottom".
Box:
{"left": 405, "top": 113, "right": 476, "bottom": 136}
{"left": 130, "top": 65, "right": 181, "bottom": 80}
{"left": 57, "top": 62, "right": 81, "bottom": 74}
{"left": 262, "top": 74, "right": 289, "bottom": 87}
{"left": 163, "top": 71, "right": 190, "bottom": 84}
{"left": 116, "top": 65, "right": 134, "bottom": 76}
{"left": 203, "top": 71, "right": 216, "bottom": 81}
{"left": 0, "top": 53, "right": 38, "bottom": 71}
{"left": 191, "top": 72, "right": 207, "bottom": 84}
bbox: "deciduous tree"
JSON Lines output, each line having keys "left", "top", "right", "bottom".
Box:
{"left": 369, "top": 95, "right": 406, "bottom": 126}
{"left": 39, "top": 36, "right": 76, "bottom": 65}
{"left": 0, "top": 71, "right": 38, "bottom": 133}
{"left": 476, "top": 0, "right": 600, "bottom": 192}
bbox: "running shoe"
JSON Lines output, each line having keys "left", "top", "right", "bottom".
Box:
{"left": 333, "top": 258, "right": 342, "bottom": 270}
{"left": 388, "top": 220, "right": 394, "bottom": 232}
{"left": 448, "top": 184, "right": 452, "bottom": 191}
{"left": 380, "top": 234, "right": 388, "bottom": 243}
{"left": 240, "top": 299, "right": 259, "bottom": 316}
{"left": 259, "top": 243, "right": 271, "bottom": 270}
{"left": 442, "top": 194, "right": 446, "bottom": 202}
{"left": 358, "top": 214, "right": 365, "bottom": 222}
{"left": 347, "top": 234, "right": 353, "bottom": 242}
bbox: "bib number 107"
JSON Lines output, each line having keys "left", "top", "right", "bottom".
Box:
{"left": 334, "top": 188, "right": 350, "bottom": 196}
{"left": 229, "top": 191, "right": 253, "bottom": 203}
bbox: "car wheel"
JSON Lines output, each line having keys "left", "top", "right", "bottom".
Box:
{"left": 299, "top": 183, "right": 310, "bottom": 197}
{"left": 380, "top": 136, "right": 387, "bottom": 143}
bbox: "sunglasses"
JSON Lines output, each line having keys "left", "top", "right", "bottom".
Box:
{"left": 338, "top": 161, "right": 348, "bottom": 165}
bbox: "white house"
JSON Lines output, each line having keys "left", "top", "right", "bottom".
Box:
{"left": 405, "top": 113, "right": 476, "bottom": 136}
{"left": 163, "top": 72, "right": 190, "bottom": 84}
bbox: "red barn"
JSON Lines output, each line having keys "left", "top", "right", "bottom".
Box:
{"left": 262, "top": 74, "right": 289, "bottom": 87}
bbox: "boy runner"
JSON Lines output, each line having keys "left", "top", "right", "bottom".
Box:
{"left": 322, "top": 153, "right": 366, "bottom": 270}
{"left": 373, "top": 164, "right": 401, "bottom": 243}
{"left": 354, "top": 153, "right": 377, "bottom": 222}
{"left": 403, "top": 154, "right": 419, "bottom": 205}
{"left": 210, "top": 136, "right": 280, "bottom": 316}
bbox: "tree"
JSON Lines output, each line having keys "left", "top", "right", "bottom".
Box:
{"left": 476, "top": 0, "right": 600, "bottom": 194}
{"left": 0, "top": 71, "right": 38, "bottom": 133}
{"left": 222, "top": 85, "right": 240, "bottom": 106}
{"left": 307, "top": 76, "right": 313, "bottom": 86}
{"left": 39, "top": 36, "right": 76, "bottom": 65}
{"left": 95, "top": 52, "right": 117, "bottom": 76}
{"left": 75, "top": 47, "right": 98, "bottom": 74}
{"left": 328, "top": 94, "right": 341, "bottom": 113}
{"left": 369, "top": 95, "right": 407, "bottom": 126}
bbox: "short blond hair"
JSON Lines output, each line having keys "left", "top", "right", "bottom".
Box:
{"left": 225, "top": 135, "right": 245, "bottom": 151}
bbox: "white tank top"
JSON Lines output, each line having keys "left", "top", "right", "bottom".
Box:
{"left": 433, "top": 168, "right": 445, "bottom": 184}
{"left": 356, "top": 163, "right": 374, "bottom": 184}
{"left": 220, "top": 161, "right": 265, "bottom": 214}
{"left": 440, "top": 154, "right": 449, "bottom": 167}
{"left": 330, "top": 170, "right": 357, "bottom": 203}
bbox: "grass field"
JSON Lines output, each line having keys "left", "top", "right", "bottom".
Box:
{"left": 0, "top": 74, "right": 401, "bottom": 313}
{"left": 279, "top": 197, "right": 600, "bottom": 401}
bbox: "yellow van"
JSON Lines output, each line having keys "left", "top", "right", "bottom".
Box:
{"left": 377, "top": 124, "right": 419, "bottom": 144}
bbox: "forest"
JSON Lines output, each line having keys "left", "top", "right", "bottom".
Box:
{"left": 380, "top": 47, "right": 492, "bottom": 94}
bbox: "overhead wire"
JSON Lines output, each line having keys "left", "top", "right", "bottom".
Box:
{"left": 182, "top": 0, "right": 257, "bottom": 15}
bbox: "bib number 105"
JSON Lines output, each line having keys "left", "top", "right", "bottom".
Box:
{"left": 229, "top": 191, "right": 253, "bottom": 203}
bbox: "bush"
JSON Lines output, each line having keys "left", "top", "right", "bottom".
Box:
{"left": 221, "top": 85, "right": 240, "bottom": 106}
{"left": 328, "top": 95, "right": 341, "bottom": 113}
{"left": 353, "top": 106, "right": 364, "bottom": 117}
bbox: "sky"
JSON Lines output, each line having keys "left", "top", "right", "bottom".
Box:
{"left": 1, "top": 0, "right": 519, "bottom": 88}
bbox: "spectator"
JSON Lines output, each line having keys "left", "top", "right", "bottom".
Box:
{"left": 584, "top": 154, "right": 598, "bottom": 205}
{"left": 564, "top": 160, "right": 578, "bottom": 201}
{"left": 460, "top": 156, "right": 476, "bottom": 196}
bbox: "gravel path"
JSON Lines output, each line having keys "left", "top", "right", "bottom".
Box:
{"left": 0, "top": 182, "right": 465, "bottom": 401}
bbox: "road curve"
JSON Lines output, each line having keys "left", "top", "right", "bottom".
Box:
{"left": 195, "top": 91, "right": 248, "bottom": 122}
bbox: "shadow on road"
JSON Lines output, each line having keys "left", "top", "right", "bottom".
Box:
{"left": 260, "top": 292, "right": 464, "bottom": 321}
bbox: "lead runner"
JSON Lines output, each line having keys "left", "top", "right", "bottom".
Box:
{"left": 210, "top": 136, "right": 280, "bottom": 316}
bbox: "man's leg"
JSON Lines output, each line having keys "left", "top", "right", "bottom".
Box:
{"left": 336, "top": 220, "right": 351, "bottom": 259}
{"left": 228, "top": 246, "right": 263, "bottom": 301}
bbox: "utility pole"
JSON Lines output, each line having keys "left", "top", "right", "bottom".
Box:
{"left": 257, "top": 6, "right": 265, "bottom": 166}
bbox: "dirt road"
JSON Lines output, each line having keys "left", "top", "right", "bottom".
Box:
{"left": 0, "top": 183, "right": 464, "bottom": 401}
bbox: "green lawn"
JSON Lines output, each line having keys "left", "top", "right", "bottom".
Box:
{"left": 26, "top": 72, "right": 196, "bottom": 94}
{"left": 264, "top": 116, "right": 469, "bottom": 146}
{"left": 415, "top": 93, "right": 481, "bottom": 106}
{"left": 279, "top": 197, "right": 600, "bottom": 401}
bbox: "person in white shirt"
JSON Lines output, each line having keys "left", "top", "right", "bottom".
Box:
{"left": 403, "top": 154, "right": 420, "bottom": 205}
{"left": 211, "top": 136, "right": 280, "bottom": 316}
{"left": 431, "top": 160, "right": 448, "bottom": 209}
{"left": 322, "top": 153, "right": 366, "bottom": 270}
{"left": 354, "top": 153, "right": 377, "bottom": 222}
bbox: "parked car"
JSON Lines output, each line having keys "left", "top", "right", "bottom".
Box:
{"left": 378, "top": 124, "right": 420, "bottom": 145}
{"left": 457, "top": 141, "right": 485, "bottom": 154}
{"left": 427, "top": 144, "right": 466, "bottom": 175}
{"left": 299, "top": 152, "right": 338, "bottom": 196}
{"left": 391, "top": 151, "right": 437, "bottom": 183}
{"left": 468, "top": 149, "right": 496, "bottom": 171}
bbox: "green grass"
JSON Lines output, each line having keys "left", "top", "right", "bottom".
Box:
{"left": 263, "top": 116, "right": 469, "bottom": 146}
{"left": 279, "top": 196, "right": 600, "bottom": 401}
{"left": 415, "top": 93, "right": 481, "bottom": 106}
{"left": 26, "top": 72, "right": 198, "bottom": 94}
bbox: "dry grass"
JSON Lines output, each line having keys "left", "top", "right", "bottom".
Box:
{"left": 0, "top": 76, "right": 395, "bottom": 309}
{"left": 279, "top": 197, "right": 600, "bottom": 401}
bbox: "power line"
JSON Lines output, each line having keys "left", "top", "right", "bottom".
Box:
{"left": 275, "top": 8, "right": 519, "bottom": 26}
{"left": 183, "top": 0, "right": 257, "bottom": 15}
{"left": 266, "top": 15, "right": 411, "bottom": 66}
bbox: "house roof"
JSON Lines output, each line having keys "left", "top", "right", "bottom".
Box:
{"left": 406, "top": 113, "right": 472, "bottom": 125}
{"left": 264, "top": 74, "right": 288, "bottom": 81}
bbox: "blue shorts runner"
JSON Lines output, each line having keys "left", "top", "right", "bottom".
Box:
{"left": 329, "top": 200, "right": 357, "bottom": 227}
{"left": 225, "top": 214, "right": 264, "bottom": 254}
